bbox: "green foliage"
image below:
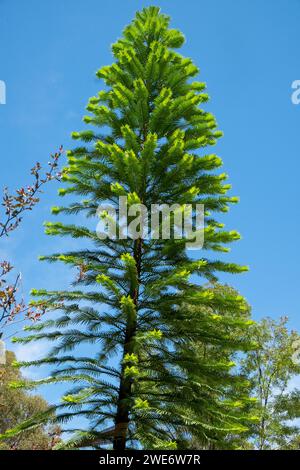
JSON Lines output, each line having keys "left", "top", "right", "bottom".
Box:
{"left": 171, "top": 284, "right": 257, "bottom": 450}
{"left": 237, "top": 317, "right": 300, "bottom": 449}
{"left": 1, "top": 7, "right": 254, "bottom": 450}
{"left": 0, "top": 351, "right": 60, "bottom": 449}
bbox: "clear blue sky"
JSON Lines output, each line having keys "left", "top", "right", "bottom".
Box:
{"left": 1, "top": 0, "right": 300, "bottom": 402}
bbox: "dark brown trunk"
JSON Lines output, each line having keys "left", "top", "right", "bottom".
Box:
{"left": 113, "top": 238, "right": 142, "bottom": 450}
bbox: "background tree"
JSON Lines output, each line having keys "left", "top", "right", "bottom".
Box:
{"left": 1, "top": 7, "right": 254, "bottom": 450}
{"left": 181, "top": 302, "right": 300, "bottom": 450}
{"left": 0, "top": 351, "right": 61, "bottom": 450}
{"left": 176, "top": 284, "right": 257, "bottom": 450}
{"left": 237, "top": 317, "right": 300, "bottom": 450}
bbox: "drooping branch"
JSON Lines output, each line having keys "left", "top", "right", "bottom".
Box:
{"left": 0, "top": 146, "right": 63, "bottom": 331}
{"left": 0, "top": 146, "right": 63, "bottom": 238}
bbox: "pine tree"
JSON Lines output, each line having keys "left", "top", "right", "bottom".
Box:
{"left": 2, "top": 6, "right": 254, "bottom": 450}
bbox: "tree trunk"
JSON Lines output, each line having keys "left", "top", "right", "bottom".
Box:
{"left": 113, "top": 238, "right": 142, "bottom": 450}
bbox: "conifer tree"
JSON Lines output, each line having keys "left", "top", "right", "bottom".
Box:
{"left": 3, "top": 7, "right": 254, "bottom": 450}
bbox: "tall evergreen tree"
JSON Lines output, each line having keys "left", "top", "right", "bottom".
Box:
{"left": 2, "top": 7, "right": 254, "bottom": 450}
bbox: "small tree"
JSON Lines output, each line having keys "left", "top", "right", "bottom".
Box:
{"left": 239, "top": 317, "right": 300, "bottom": 450}
{"left": 0, "top": 351, "right": 60, "bottom": 450}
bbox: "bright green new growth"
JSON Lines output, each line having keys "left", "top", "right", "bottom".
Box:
{"left": 2, "top": 7, "right": 254, "bottom": 450}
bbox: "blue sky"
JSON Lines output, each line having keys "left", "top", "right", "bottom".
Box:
{"left": 1, "top": 0, "right": 300, "bottom": 404}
